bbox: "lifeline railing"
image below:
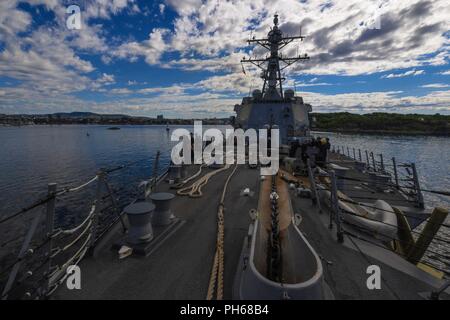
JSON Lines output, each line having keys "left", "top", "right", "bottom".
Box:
{"left": 305, "top": 160, "right": 450, "bottom": 283}
{"left": 331, "top": 145, "right": 432, "bottom": 209}
{"left": 0, "top": 151, "right": 165, "bottom": 300}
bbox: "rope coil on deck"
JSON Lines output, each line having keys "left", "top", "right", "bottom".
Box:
{"left": 177, "top": 165, "right": 231, "bottom": 198}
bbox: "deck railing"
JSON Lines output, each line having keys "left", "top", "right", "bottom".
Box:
{"left": 331, "top": 145, "right": 426, "bottom": 208}
{"left": 309, "top": 146, "right": 450, "bottom": 279}
{"left": 0, "top": 152, "right": 165, "bottom": 300}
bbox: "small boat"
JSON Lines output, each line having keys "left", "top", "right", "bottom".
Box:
{"left": 107, "top": 127, "right": 120, "bottom": 130}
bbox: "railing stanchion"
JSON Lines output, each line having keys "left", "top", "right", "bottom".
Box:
{"left": 353, "top": 148, "right": 356, "bottom": 160}
{"left": 307, "top": 159, "right": 322, "bottom": 213}
{"left": 330, "top": 171, "right": 344, "bottom": 243}
{"left": 91, "top": 171, "right": 105, "bottom": 249}
{"left": 146, "top": 150, "right": 161, "bottom": 199}
{"left": 379, "top": 154, "right": 385, "bottom": 172}
{"left": 392, "top": 157, "right": 399, "bottom": 189}
{"left": 411, "top": 163, "right": 424, "bottom": 209}
{"left": 370, "top": 152, "right": 377, "bottom": 172}
{"left": 365, "top": 150, "right": 370, "bottom": 169}
{"left": 44, "top": 183, "right": 57, "bottom": 295}
{"left": 358, "top": 149, "right": 362, "bottom": 162}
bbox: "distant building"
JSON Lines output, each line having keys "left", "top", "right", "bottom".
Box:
{"left": 157, "top": 115, "right": 164, "bottom": 120}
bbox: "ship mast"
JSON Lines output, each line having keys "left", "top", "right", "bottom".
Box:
{"left": 241, "top": 14, "right": 309, "bottom": 100}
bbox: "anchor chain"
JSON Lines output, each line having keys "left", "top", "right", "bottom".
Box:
{"left": 267, "top": 175, "right": 282, "bottom": 282}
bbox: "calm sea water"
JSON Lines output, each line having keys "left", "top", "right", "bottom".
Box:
{"left": 0, "top": 125, "right": 449, "bottom": 272}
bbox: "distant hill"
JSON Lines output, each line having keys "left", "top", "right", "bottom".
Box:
{"left": 0, "top": 112, "right": 230, "bottom": 126}
{"left": 52, "top": 112, "right": 132, "bottom": 119}
{"left": 2, "top": 111, "right": 449, "bottom": 135}
{"left": 311, "top": 112, "right": 450, "bottom": 136}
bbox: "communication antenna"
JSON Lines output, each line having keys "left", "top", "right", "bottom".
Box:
{"left": 241, "top": 14, "right": 309, "bottom": 100}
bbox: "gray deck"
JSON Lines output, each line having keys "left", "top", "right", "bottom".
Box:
{"left": 53, "top": 163, "right": 448, "bottom": 300}
{"left": 53, "top": 165, "right": 260, "bottom": 299}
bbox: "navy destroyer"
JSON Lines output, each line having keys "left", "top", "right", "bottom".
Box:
{"left": 1, "top": 15, "right": 449, "bottom": 300}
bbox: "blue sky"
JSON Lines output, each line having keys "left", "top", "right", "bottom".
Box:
{"left": 0, "top": 0, "right": 449, "bottom": 117}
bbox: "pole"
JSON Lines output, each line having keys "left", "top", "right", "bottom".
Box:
{"left": 411, "top": 163, "right": 424, "bottom": 209}
{"left": 371, "top": 152, "right": 376, "bottom": 172}
{"left": 330, "top": 171, "right": 344, "bottom": 243}
{"left": 392, "top": 157, "right": 399, "bottom": 189}
{"left": 44, "top": 183, "right": 57, "bottom": 294}
{"left": 365, "top": 150, "right": 370, "bottom": 168}
{"left": 379, "top": 154, "right": 384, "bottom": 172}
{"left": 91, "top": 171, "right": 104, "bottom": 248}
{"left": 307, "top": 159, "right": 322, "bottom": 213}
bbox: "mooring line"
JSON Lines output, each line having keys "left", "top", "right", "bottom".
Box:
{"left": 206, "top": 163, "right": 239, "bottom": 300}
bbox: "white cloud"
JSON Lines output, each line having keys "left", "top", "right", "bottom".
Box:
{"left": 146, "top": 0, "right": 450, "bottom": 77}
{"left": 111, "top": 28, "right": 171, "bottom": 64}
{"left": 421, "top": 83, "right": 449, "bottom": 88}
{"left": 1, "top": 0, "right": 449, "bottom": 116}
{"left": 382, "top": 69, "right": 425, "bottom": 78}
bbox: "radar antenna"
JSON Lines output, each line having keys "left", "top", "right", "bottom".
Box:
{"left": 241, "top": 14, "right": 309, "bottom": 100}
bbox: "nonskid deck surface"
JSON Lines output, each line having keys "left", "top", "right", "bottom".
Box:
{"left": 53, "top": 165, "right": 260, "bottom": 299}
{"left": 53, "top": 163, "right": 448, "bottom": 300}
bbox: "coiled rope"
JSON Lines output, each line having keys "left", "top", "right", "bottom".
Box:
{"left": 177, "top": 165, "right": 231, "bottom": 198}
{"left": 206, "top": 164, "right": 239, "bottom": 300}
{"left": 171, "top": 165, "right": 206, "bottom": 189}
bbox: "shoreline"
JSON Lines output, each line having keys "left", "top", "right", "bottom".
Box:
{"left": 2, "top": 123, "right": 449, "bottom": 137}
{"left": 313, "top": 128, "right": 450, "bottom": 137}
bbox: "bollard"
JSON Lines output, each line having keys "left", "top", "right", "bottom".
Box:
{"left": 149, "top": 192, "right": 176, "bottom": 226}
{"left": 168, "top": 164, "right": 182, "bottom": 182}
{"left": 124, "top": 202, "right": 155, "bottom": 244}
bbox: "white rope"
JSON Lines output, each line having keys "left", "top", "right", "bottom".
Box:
{"left": 53, "top": 203, "right": 96, "bottom": 237}
{"left": 61, "top": 220, "right": 92, "bottom": 252}
{"left": 66, "top": 176, "right": 98, "bottom": 192}
{"left": 177, "top": 165, "right": 231, "bottom": 198}
{"left": 48, "top": 233, "right": 91, "bottom": 288}
{"left": 178, "top": 165, "right": 206, "bottom": 186}
{"left": 46, "top": 245, "right": 88, "bottom": 296}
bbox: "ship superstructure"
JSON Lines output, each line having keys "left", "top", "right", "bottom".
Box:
{"left": 235, "top": 14, "right": 311, "bottom": 144}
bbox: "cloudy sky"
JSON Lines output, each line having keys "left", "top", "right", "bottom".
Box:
{"left": 0, "top": 0, "right": 449, "bottom": 117}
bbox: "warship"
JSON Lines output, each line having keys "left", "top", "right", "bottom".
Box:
{"left": 1, "top": 15, "right": 449, "bottom": 301}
